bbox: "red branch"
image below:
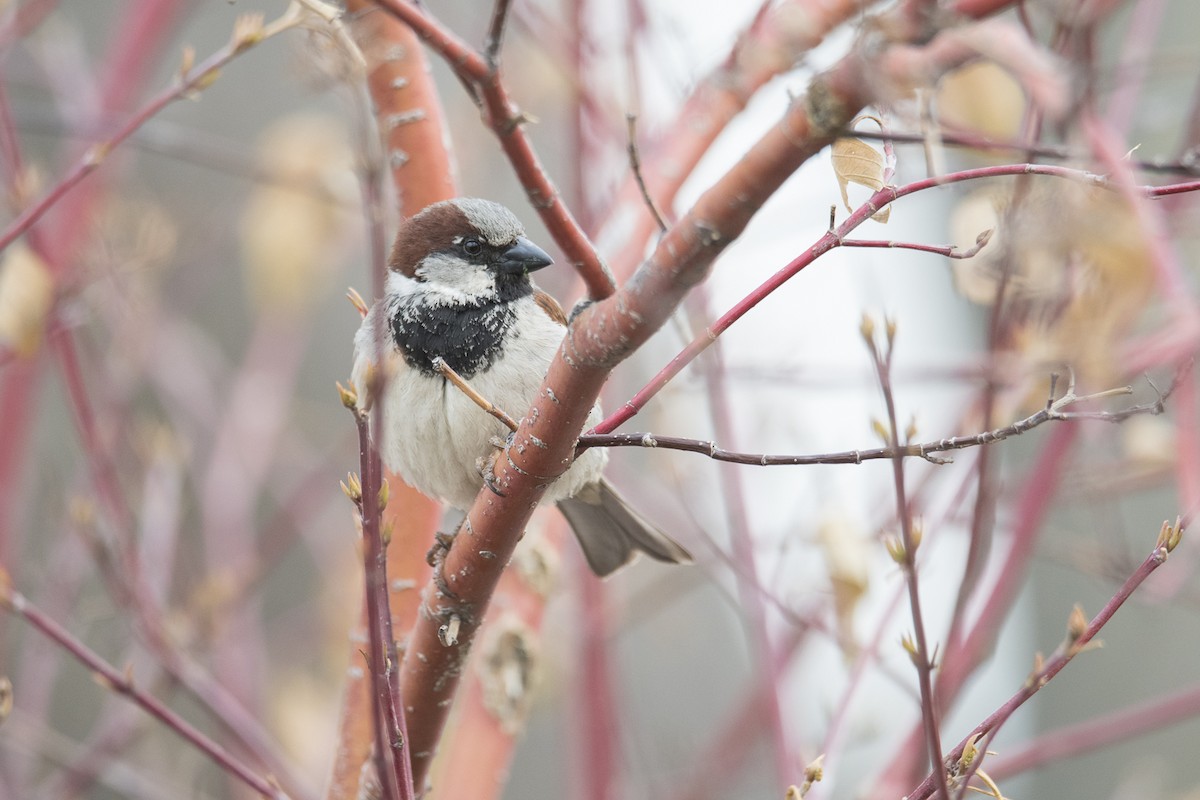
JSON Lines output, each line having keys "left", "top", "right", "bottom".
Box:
{"left": 907, "top": 521, "right": 1183, "bottom": 800}
{"left": 987, "top": 681, "right": 1200, "bottom": 780}
{"left": 0, "top": 574, "right": 284, "bottom": 799}
{"left": 0, "top": 13, "right": 288, "bottom": 256}
{"left": 867, "top": 325, "right": 951, "bottom": 800}
{"left": 353, "top": 411, "right": 413, "bottom": 800}
{"left": 593, "top": 165, "right": 1200, "bottom": 435}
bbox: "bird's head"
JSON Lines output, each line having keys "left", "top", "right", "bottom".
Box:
{"left": 388, "top": 198, "right": 553, "bottom": 302}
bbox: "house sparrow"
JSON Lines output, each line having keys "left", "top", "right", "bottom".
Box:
{"left": 352, "top": 198, "right": 691, "bottom": 576}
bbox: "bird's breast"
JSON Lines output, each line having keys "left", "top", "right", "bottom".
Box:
{"left": 377, "top": 296, "right": 606, "bottom": 510}
{"left": 391, "top": 294, "right": 514, "bottom": 378}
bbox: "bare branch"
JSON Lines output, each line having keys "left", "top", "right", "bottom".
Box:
{"left": 484, "top": 0, "right": 513, "bottom": 68}
{"left": 863, "top": 318, "right": 951, "bottom": 800}
{"left": 839, "top": 230, "right": 992, "bottom": 259}
{"left": 0, "top": 6, "right": 310, "bottom": 256}
{"left": 578, "top": 377, "right": 1168, "bottom": 464}
{"left": 593, "top": 165, "right": 1200, "bottom": 435}
{"left": 348, "top": 401, "right": 414, "bottom": 800}
{"left": 909, "top": 519, "right": 1185, "bottom": 800}
{"left": 848, "top": 127, "right": 1200, "bottom": 175}
{"left": 0, "top": 572, "right": 285, "bottom": 800}
{"left": 433, "top": 357, "right": 519, "bottom": 432}
{"left": 625, "top": 113, "right": 669, "bottom": 234}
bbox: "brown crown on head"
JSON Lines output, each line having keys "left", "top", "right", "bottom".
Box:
{"left": 388, "top": 198, "right": 530, "bottom": 278}
{"left": 388, "top": 201, "right": 473, "bottom": 278}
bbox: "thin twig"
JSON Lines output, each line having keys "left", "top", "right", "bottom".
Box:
{"left": 865, "top": 318, "right": 951, "bottom": 800}
{"left": 577, "top": 378, "right": 1167, "bottom": 464}
{"left": 839, "top": 230, "right": 992, "bottom": 259}
{"left": 483, "top": 0, "right": 513, "bottom": 67}
{"left": 0, "top": 7, "right": 309, "bottom": 255}
{"left": 626, "top": 113, "right": 669, "bottom": 234}
{"left": 591, "top": 164, "right": 1200, "bottom": 435}
{"left": 846, "top": 127, "right": 1200, "bottom": 175}
{"left": 433, "top": 358, "right": 518, "bottom": 432}
{"left": 0, "top": 573, "right": 285, "bottom": 800}
{"left": 348, "top": 402, "right": 413, "bottom": 800}
{"left": 986, "top": 680, "right": 1200, "bottom": 781}
{"left": 909, "top": 519, "right": 1185, "bottom": 800}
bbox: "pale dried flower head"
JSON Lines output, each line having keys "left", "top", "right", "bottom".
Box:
{"left": 949, "top": 179, "right": 1153, "bottom": 388}
{"left": 0, "top": 244, "right": 54, "bottom": 356}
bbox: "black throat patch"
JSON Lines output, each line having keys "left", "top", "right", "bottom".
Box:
{"left": 390, "top": 282, "right": 530, "bottom": 378}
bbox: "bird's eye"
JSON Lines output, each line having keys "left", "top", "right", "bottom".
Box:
{"left": 462, "top": 238, "right": 483, "bottom": 256}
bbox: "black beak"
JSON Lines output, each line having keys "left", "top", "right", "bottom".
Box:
{"left": 496, "top": 236, "right": 553, "bottom": 275}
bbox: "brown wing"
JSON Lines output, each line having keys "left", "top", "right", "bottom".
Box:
{"left": 533, "top": 289, "right": 568, "bottom": 327}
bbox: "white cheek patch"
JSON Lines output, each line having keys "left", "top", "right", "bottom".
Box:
{"left": 414, "top": 253, "right": 497, "bottom": 302}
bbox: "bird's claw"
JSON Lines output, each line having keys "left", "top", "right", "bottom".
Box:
{"left": 425, "top": 530, "right": 455, "bottom": 568}
{"left": 476, "top": 433, "right": 514, "bottom": 498}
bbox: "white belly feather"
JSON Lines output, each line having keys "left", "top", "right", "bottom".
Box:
{"left": 357, "top": 294, "right": 607, "bottom": 510}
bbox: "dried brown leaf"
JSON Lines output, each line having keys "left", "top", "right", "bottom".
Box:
{"left": 831, "top": 116, "right": 890, "bottom": 222}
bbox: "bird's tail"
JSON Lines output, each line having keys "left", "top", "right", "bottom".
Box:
{"left": 557, "top": 479, "right": 692, "bottom": 577}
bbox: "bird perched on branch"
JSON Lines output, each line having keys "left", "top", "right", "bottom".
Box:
{"left": 352, "top": 197, "right": 691, "bottom": 576}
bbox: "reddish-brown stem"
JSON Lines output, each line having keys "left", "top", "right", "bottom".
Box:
{"left": 0, "top": 358, "right": 41, "bottom": 571}
{"left": 354, "top": 412, "right": 413, "bottom": 800}
{"left": 0, "top": 16, "right": 289, "bottom": 256}
{"left": 907, "top": 528, "right": 1181, "bottom": 800}
{"left": 357, "top": 73, "right": 411, "bottom": 800}
{"left": 838, "top": 237, "right": 989, "bottom": 258}
{"left": 850, "top": 127, "right": 1200, "bottom": 175}
{"left": 868, "top": 330, "right": 950, "bottom": 800}
{"left": 0, "top": 576, "right": 284, "bottom": 799}
{"left": 694, "top": 297, "right": 793, "bottom": 787}
{"left": 575, "top": 558, "right": 618, "bottom": 800}
{"left": 987, "top": 681, "right": 1200, "bottom": 780}
{"left": 578, "top": 396, "right": 1127, "bottom": 464}
{"left": 875, "top": 423, "right": 1080, "bottom": 796}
